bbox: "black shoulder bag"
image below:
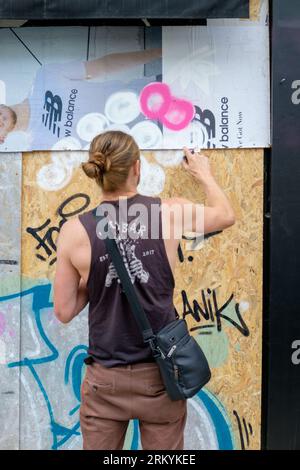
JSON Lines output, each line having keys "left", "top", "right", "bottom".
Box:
{"left": 98, "top": 214, "right": 211, "bottom": 401}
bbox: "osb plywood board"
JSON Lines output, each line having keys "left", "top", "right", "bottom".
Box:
{"left": 250, "top": 0, "right": 265, "bottom": 22}
{"left": 172, "top": 149, "right": 263, "bottom": 450}
{"left": 22, "top": 147, "right": 263, "bottom": 449}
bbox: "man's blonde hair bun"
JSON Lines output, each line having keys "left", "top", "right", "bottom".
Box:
{"left": 81, "top": 130, "right": 140, "bottom": 192}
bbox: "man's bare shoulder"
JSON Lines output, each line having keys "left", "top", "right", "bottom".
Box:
{"left": 58, "top": 216, "right": 88, "bottom": 247}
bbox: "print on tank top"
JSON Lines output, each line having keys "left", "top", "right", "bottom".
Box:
{"left": 105, "top": 219, "right": 151, "bottom": 287}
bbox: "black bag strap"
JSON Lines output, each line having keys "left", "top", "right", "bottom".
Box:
{"left": 92, "top": 208, "right": 155, "bottom": 344}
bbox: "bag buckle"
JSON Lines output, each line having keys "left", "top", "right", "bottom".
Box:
{"left": 146, "top": 337, "right": 165, "bottom": 359}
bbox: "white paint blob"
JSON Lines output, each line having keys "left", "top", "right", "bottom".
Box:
{"left": 52, "top": 151, "right": 87, "bottom": 170}
{"left": 137, "top": 155, "right": 165, "bottom": 196}
{"left": 51, "top": 136, "right": 82, "bottom": 151}
{"left": 163, "top": 120, "right": 209, "bottom": 149}
{"left": 184, "top": 397, "right": 219, "bottom": 450}
{"left": 131, "top": 121, "right": 163, "bottom": 149}
{"left": 36, "top": 162, "right": 72, "bottom": 191}
{"left": 106, "top": 123, "right": 131, "bottom": 134}
{"left": 37, "top": 150, "right": 88, "bottom": 191}
{"left": 154, "top": 150, "right": 184, "bottom": 167}
{"left": 105, "top": 91, "right": 140, "bottom": 124}
{"left": 239, "top": 301, "right": 250, "bottom": 313}
{"left": 76, "top": 113, "right": 109, "bottom": 142}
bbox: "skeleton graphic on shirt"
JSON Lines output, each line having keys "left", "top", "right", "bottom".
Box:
{"left": 105, "top": 224, "right": 149, "bottom": 287}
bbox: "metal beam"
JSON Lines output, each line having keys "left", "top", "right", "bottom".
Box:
{"left": 0, "top": 1, "right": 249, "bottom": 20}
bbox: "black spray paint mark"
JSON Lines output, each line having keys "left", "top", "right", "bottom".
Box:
{"left": 233, "top": 410, "right": 253, "bottom": 450}
{"left": 178, "top": 243, "right": 191, "bottom": 263}
{"left": 26, "top": 193, "right": 90, "bottom": 265}
{"left": 178, "top": 230, "right": 223, "bottom": 261}
{"left": 182, "top": 288, "right": 250, "bottom": 337}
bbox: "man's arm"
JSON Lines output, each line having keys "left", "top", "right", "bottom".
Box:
{"left": 40, "top": 49, "right": 161, "bottom": 82}
{"left": 170, "top": 147, "right": 236, "bottom": 236}
{"left": 53, "top": 220, "right": 89, "bottom": 324}
{"left": 84, "top": 48, "right": 162, "bottom": 80}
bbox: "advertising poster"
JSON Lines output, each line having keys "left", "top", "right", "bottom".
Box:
{"left": 0, "top": 1, "right": 269, "bottom": 152}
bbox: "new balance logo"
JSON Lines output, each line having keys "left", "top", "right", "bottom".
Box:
{"left": 42, "top": 90, "right": 62, "bottom": 137}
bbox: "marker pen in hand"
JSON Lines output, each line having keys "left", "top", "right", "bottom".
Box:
{"left": 183, "top": 147, "right": 201, "bottom": 163}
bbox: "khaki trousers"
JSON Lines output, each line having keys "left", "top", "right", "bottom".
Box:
{"left": 79, "top": 360, "right": 187, "bottom": 450}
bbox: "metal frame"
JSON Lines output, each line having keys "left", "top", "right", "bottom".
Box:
{"left": 264, "top": 0, "right": 300, "bottom": 449}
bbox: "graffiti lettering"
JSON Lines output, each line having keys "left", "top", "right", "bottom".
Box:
{"left": 182, "top": 288, "right": 250, "bottom": 337}
{"left": 233, "top": 410, "right": 253, "bottom": 450}
{"left": 26, "top": 193, "right": 90, "bottom": 265}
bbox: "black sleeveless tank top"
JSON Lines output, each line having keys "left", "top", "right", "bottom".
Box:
{"left": 78, "top": 193, "right": 177, "bottom": 367}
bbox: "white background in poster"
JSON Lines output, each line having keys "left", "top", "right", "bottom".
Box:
{"left": 162, "top": 0, "right": 270, "bottom": 149}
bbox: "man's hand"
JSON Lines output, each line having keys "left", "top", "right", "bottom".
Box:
{"left": 182, "top": 147, "right": 214, "bottom": 184}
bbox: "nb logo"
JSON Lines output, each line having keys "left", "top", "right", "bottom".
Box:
{"left": 42, "top": 90, "right": 62, "bottom": 137}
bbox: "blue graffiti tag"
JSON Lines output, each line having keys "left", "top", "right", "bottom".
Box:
{"left": 1, "top": 283, "right": 87, "bottom": 450}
